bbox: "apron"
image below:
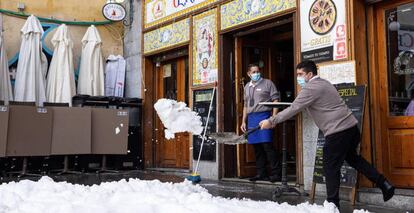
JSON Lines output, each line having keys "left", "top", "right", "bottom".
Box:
{"left": 247, "top": 111, "right": 272, "bottom": 144}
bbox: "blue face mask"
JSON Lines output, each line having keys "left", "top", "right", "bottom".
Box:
{"left": 250, "top": 73, "right": 261, "bottom": 82}
{"left": 297, "top": 76, "right": 306, "bottom": 88}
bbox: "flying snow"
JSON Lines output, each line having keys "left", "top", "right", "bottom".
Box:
{"left": 154, "top": 99, "right": 203, "bottom": 139}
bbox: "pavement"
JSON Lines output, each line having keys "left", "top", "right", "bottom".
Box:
{"left": 0, "top": 170, "right": 410, "bottom": 213}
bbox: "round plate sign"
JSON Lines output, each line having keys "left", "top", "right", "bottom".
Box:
{"left": 102, "top": 3, "right": 126, "bottom": 21}
{"left": 308, "top": 0, "right": 337, "bottom": 35}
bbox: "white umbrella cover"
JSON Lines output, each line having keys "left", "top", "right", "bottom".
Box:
{"left": 0, "top": 31, "right": 13, "bottom": 103}
{"left": 46, "top": 24, "right": 76, "bottom": 106}
{"left": 105, "top": 55, "right": 126, "bottom": 97}
{"left": 77, "top": 25, "right": 104, "bottom": 96}
{"left": 14, "top": 15, "right": 48, "bottom": 105}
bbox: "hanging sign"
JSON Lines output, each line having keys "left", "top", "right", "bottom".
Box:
{"left": 102, "top": 3, "right": 127, "bottom": 21}
{"left": 300, "top": 0, "right": 347, "bottom": 63}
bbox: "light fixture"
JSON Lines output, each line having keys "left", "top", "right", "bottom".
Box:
{"left": 387, "top": 6, "right": 413, "bottom": 32}
{"left": 388, "top": 21, "right": 400, "bottom": 32}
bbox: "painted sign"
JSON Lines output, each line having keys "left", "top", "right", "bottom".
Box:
{"left": 220, "top": 0, "right": 296, "bottom": 31}
{"left": 145, "top": 0, "right": 218, "bottom": 28}
{"left": 102, "top": 3, "right": 126, "bottom": 21}
{"left": 318, "top": 60, "right": 356, "bottom": 85}
{"left": 398, "top": 30, "right": 414, "bottom": 51}
{"left": 143, "top": 18, "right": 190, "bottom": 54}
{"left": 193, "top": 9, "right": 218, "bottom": 85}
{"left": 313, "top": 85, "right": 366, "bottom": 187}
{"left": 300, "top": 0, "right": 347, "bottom": 63}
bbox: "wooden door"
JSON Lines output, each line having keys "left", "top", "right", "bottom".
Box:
{"left": 235, "top": 37, "right": 255, "bottom": 177}
{"left": 376, "top": 0, "right": 414, "bottom": 188}
{"left": 155, "top": 58, "right": 190, "bottom": 169}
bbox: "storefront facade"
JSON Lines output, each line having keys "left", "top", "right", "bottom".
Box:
{"left": 141, "top": 0, "right": 414, "bottom": 195}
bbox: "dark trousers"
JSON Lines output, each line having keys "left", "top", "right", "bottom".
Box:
{"left": 323, "top": 125, "right": 381, "bottom": 207}
{"left": 253, "top": 142, "right": 281, "bottom": 177}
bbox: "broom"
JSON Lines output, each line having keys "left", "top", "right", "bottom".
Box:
{"left": 186, "top": 82, "right": 216, "bottom": 183}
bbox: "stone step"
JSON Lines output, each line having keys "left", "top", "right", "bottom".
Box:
{"left": 357, "top": 188, "right": 414, "bottom": 211}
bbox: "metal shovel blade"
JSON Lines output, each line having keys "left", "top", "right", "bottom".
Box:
{"left": 208, "top": 132, "right": 247, "bottom": 145}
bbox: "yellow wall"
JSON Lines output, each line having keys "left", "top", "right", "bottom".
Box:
{"left": 1, "top": 0, "right": 124, "bottom": 70}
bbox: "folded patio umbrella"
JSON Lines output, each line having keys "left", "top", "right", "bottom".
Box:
{"left": 0, "top": 31, "right": 13, "bottom": 104}
{"left": 46, "top": 24, "right": 76, "bottom": 106}
{"left": 14, "top": 15, "right": 48, "bottom": 106}
{"left": 77, "top": 25, "right": 104, "bottom": 96}
{"left": 105, "top": 55, "right": 126, "bottom": 97}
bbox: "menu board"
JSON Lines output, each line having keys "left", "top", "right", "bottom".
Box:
{"left": 192, "top": 89, "right": 216, "bottom": 161}
{"left": 313, "top": 85, "right": 365, "bottom": 187}
{"left": 318, "top": 61, "right": 356, "bottom": 85}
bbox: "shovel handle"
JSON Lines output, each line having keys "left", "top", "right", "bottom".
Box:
{"left": 244, "top": 125, "right": 261, "bottom": 136}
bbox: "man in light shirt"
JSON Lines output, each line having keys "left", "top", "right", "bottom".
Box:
{"left": 260, "top": 60, "right": 395, "bottom": 208}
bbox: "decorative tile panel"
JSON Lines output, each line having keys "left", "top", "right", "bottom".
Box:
{"left": 220, "top": 0, "right": 296, "bottom": 30}
{"left": 192, "top": 9, "right": 218, "bottom": 85}
{"left": 143, "top": 18, "right": 190, "bottom": 54}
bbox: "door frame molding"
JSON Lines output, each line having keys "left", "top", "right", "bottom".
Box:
{"left": 229, "top": 13, "right": 303, "bottom": 183}
{"left": 143, "top": 49, "right": 190, "bottom": 169}
{"left": 155, "top": 57, "right": 190, "bottom": 169}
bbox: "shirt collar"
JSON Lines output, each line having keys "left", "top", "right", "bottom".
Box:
{"left": 309, "top": 75, "right": 319, "bottom": 82}
{"left": 248, "top": 78, "right": 263, "bottom": 87}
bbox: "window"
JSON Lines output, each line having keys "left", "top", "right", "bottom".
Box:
{"left": 386, "top": 3, "right": 414, "bottom": 116}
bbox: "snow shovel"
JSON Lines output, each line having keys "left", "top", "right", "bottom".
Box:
{"left": 209, "top": 125, "right": 261, "bottom": 145}
{"left": 186, "top": 82, "right": 217, "bottom": 184}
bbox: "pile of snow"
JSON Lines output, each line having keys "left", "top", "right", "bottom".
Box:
{"left": 0, "top": 177, "right": 370, "bottom": 213}
{"left": 154, "top": 99, "right": 203, "bottom": 139}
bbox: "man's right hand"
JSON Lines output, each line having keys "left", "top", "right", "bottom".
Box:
{"left": 259, "top": 119, "right": 273, "bottom": 129}
{"left": 240, "top": 122, "right": 246, "bottom": 132}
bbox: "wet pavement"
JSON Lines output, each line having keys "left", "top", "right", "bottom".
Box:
{"left": 0, "top": 170, "right": 408, "bottom": 213}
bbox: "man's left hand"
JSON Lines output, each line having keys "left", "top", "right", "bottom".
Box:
{"left": 259, "top": 119, "right": 273, "bottom": 129}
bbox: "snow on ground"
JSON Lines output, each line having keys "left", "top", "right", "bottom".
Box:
{"left": 0, "top": 177, "right": 369, "bottom": 213}
{"left": 154, "top": 99, "right": 203, "bottom": 139}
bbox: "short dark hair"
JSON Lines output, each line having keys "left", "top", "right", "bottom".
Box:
{"left": 296, "top": 60, "right": 318, "bottom": 75}
{"left": 247, "top": 63, "right": 259, "bottom": 72}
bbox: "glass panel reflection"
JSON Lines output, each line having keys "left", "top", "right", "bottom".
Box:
{"left": 386, "top": 3, "right": 414, "bottom": 116}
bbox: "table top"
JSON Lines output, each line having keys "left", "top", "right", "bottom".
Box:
{"left": 259, "top": 102, "right": 292, "bottom": 107}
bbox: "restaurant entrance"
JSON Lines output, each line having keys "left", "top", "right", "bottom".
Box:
{"left": 221, "top": 15, "right": 298, "bottom": 181}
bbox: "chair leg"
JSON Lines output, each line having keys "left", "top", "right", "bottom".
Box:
{"left": 17, "top": 157, "right": 42, "bottom": 178}
{"left": 57, "top": 156, "right": 82, "bottom": 175}
{"left": 96, "top": 155, "right": 118, "bottom": 174}
{"left": 48, "top": 155, "right": 82, "bottom": 175}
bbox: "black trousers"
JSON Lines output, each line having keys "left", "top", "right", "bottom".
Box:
{"left": 323, "top": 125, "right": 381, "bottom": 207}
{"left": 253, "top": 142, "right": 281, "bottom": 177}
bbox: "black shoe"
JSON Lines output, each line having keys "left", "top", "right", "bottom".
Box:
{"left": 376, "top": 175, "right": 395, "bottom": 202}
{"left": 269, "top": 175, "right": 281, "bottom": 183}
{"left": 249, "top": 175, "right": 269, "bottom": 182}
